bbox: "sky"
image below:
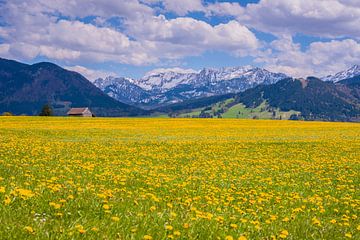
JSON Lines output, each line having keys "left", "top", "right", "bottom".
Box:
{"left": 0, "top": 0, "right": 360, "bottom": 80}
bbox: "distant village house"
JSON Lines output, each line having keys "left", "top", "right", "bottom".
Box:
{"left": 67, "top": 107, "right": 93, "bottom": 117}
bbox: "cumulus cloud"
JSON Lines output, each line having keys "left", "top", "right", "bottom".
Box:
{"left": 1, "top": 17, "right": 154, "bottom": 64}
{"left": 237, "top": 0, "right": 360, "bottom": 39}
{"left": 257, "top": 37, "right": 360, "bottom": 77}
{"left": 29, "top": 0, "right": 154, "bottom": 19}
{"left": 0, "top": 0, "right": 260, "bottom": 66}
{"left": 140, "top": 0, "right": 204, "bottom": 15}
{"left": 161, "top": 0, "right": 204, "bottom": 16}
{"left": 1, "top": 0, "right": 359, "bottom": 78}
{"left": 206, "top": 2, "right": 244, "bottom": 17}
{"left": 65, "top": 66, "right": 117, "bottom": 81}
{"left": 0, "top": 1, "right": 156, "bottom": 64}
{"left": 127, "top": 16, "right": 259, "bottom": 57}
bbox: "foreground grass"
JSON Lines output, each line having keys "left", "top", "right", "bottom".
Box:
{"left": 0, "top": 117, "right": 359, "bottom": 239}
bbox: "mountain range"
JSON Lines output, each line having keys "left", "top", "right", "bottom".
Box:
{"left": 157, "top": 77, "right": 360, "bottom": 121}
{"left": 0, "top": 57, "right": 359, "bottom": 121}
{"left": 322, "top": 65, "right": 360, "bottom": 82}
{"left": 94, "top": 66, "right": 288, "bottom": 108}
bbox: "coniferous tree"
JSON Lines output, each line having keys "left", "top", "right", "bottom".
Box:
{"left": 39, "top": 104, "right": 53, "bottom": 116}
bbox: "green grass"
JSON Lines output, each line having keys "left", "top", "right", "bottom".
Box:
{"left": 0, "top": 117, "right": 358, "bottom": 239}
{"left": 175, "top": 100, "right": 300, "bottom": 119}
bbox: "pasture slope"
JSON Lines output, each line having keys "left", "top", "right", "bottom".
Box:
{"left": 0, "top": 117, "right": 359, "bottom": 239}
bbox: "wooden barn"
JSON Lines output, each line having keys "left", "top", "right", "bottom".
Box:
{"left": 67, "top": 107, "right": 93, "bottom": 117}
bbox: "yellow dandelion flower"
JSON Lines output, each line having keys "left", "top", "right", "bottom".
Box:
{"left": 143, "top": 235, "right": 153, "bottom": 240}
{"left": 24, "top": 226, "right": 34, "bottom": 234}
{"left": 4, "top": 196, "right": 11, "bottom": 205}
{"left": 312, "top": 217, "right": 321, "bottom": 226}
{"left": 55, "top": 212, "right": 63, "bottom": 217}
{"left": 75, "top": 224, "right": 83, "bottom": 229}
{"left": 345, "top": 233, "right": 352, "bottom": 238}
{"left": 165, "top": 225, "right": 173, "bottom": 231}
{"left": 230, "top": 223, "right": 238, "bottom": 229}
{"left": 279, "top": 230, "right": 289, "bottom": 239}
{"left": 238, "top": 236, "right": 247, "bottom": 240}
{"left": 225, "top": 236, "right": 234, "bottom": 240}
{"left": 111, "top": 216, "right": 120, "bottom": 222}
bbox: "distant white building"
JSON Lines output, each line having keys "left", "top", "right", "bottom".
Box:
{"left": 67, "top": 107, "right": 93, "bottom": 117}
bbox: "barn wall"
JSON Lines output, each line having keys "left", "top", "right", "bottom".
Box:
{"left": 83, "top": 109, "right": 93, "bottom": 117}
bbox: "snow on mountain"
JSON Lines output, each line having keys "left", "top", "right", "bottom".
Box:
{"left": 196, "top": 66, "right": 253, "bottom": 82}
{"left": 136, "top": 68, "right": 199, "bottom": 91}
{"left": 136, "top": 66, "right": 287, "bottom": 91}
{"left": 94, "top": 76, "right": 150, "bottom": 104}
{"left": 93, "top": 66, "right": 289, "bottom": 108}
{"left": 322, "top": 65, "right": 360, "bottom": 82}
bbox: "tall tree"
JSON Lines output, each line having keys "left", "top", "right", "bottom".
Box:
{"left": 39, "top": 104, "right": 53, "bottom": 116}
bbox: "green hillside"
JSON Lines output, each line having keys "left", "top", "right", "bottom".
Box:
{"left": 153, "top": 77, "right": 360, "bottom": 121}
{"left": 173, "top": 98, "right": 299, "bottom": 119}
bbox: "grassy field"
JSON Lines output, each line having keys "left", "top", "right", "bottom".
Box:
{"left": 175, "top": 100, "right": 299, "bottom": 119}
{"left": 221, "top": 102, "right": 299, "bottom": 119}
{"left": 0, "top": 117, "right": 359, "bottom": 239}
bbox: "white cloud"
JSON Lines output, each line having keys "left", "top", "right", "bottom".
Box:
{"left": 31, "top": 0, "right": 154, "bottom": 19}
{"left": 127, "top": 16, "right": 259, "bottom": 57}
{"left": 140, "top": 0, "right": 204, "bottom": 15}
{"left": 0, "top": 0, "right": 260, "bottom": 66}
{"left": 339, "top": 0, "right": 360, "bottom": 7}
{"left": 65, "top": 65, "right": 117, "bottom": 81}
{"left": 0, "top": 0, "right": 156, "bottom": 65}
{"left": 0, "top": 44, "right": 11, "bottom": 57}
{"left": 2, "top": 0, "right": 359, "bottom": 78}
{"left": 237, "top": 0, "right": 360, "bottom": 39}
{"left": 161, "top": 0, "right": 204, "bottom": 16}
{"left": 257, "top": 37, "right": 360, "bottom": 77}
{"left": 206, "top": 2, "right": 244, "bottom": 17}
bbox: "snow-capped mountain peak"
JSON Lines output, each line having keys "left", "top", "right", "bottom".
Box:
{"left": 196, "top": 66, "right": 287, "bottom": 84}
{"left": 322, "top": 65, "right": 360, "bottom": 82}
{"left": 143, "top": 67, "right": 198, "bottom": 78}
{"left": 93, "top": 66, "right": 289, "bottom": 108}
{"left": 137, "top": 68, "right": 199, "bottom": 91}
{"left": 93, "top": 76, "right": 135, "bottom": 89}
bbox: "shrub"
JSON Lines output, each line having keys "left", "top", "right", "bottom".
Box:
{"left": 2, "top": 112, "right": 13, "bottom": 116}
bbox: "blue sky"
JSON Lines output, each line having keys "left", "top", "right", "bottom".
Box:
{"left": 0, "top": 0, "right": 359, "bottom": 79}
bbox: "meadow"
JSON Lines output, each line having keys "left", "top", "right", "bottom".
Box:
{"left": 0, "top": 117, "right": 359, "bottom": 239}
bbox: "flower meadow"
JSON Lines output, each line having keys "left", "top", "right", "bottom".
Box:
{"left": 0, "top": 117, "right": 359, "bottom": 240}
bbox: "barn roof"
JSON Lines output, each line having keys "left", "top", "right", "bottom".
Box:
{"left": 67, "top": 107, "right": 89, "bottom": 115}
